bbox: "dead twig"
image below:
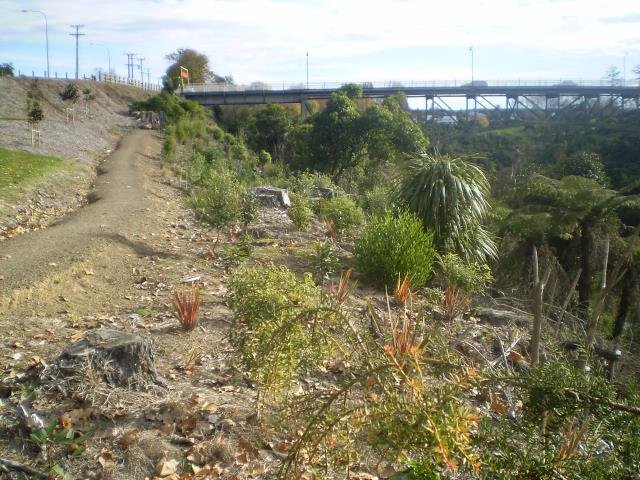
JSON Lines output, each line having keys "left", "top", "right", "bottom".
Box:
{"left": 489, "top": 335, "right": 524, "bottom": 368}
{"left": 0, "top": 457, "right": 47, "bottom": 478}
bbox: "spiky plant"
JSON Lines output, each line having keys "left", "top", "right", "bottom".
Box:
{"left": 173, "top": 286, "right": 201, "bottom": 331}
{"left": 395, "top": 152, "right": 496, "bottom": 262}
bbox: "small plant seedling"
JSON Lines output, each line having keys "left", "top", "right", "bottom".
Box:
{"left": 173, "top": 285, "right": 201, "bottom": 330}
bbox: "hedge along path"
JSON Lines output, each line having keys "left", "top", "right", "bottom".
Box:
{"left": 0, "top": 130, "right": 157, "bottom": 295}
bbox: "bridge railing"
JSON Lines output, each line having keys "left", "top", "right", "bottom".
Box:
{"left": 183, "top": 78, "right": 640, "bottom": 94}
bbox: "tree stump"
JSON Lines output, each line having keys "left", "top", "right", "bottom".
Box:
{"left": 41, "top": 329, "right": 166, "bottom": 390}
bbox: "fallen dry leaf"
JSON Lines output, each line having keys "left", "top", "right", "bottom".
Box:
{"left": 118, "top": 429, "right": 139, "bottom": 448}
{"left": 156, "top": 457, "right": 179, "bottom": 477}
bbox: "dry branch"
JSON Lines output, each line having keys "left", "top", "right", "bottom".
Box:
{"left": 0, "top": 457, "right": 47, "bottom": 478}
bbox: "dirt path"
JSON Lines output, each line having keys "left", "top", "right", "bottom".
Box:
{"left": 0, "top": 130, "right": 157, "bottom": 293}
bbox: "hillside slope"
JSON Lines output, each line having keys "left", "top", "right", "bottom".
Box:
{"left": 0, "top": 77, "right": 151, "bottom": 237}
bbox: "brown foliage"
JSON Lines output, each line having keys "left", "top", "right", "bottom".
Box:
{"left": 173, "top": 286, "right": 201, "bottom": 331}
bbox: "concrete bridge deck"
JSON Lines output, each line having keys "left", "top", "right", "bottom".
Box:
{"left": 181, "top": 80, "right": 640, "bottom": 107}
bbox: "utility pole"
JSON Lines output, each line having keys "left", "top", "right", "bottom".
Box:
{"left": 146, "top": 68, "right": 151, "bottom": 84}
{"left": 70, "top": 25, "right": 85, "bottom": 79}
{"left": 138, "top": 57, "right": 145, "bottom": 84}
{"left": 124, "top": 53, "right": 136, "bottom": 81}
{"left": 21, "top": 10, "right": 49, "bottom": 77}
{"left": 469, "top": 45, "right": 474, "bottom": 83}
{"left": 306, "top": 51, "right": 309, "bottom": 89}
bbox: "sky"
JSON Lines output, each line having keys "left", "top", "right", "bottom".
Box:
{"left": 2, "top": 0, "right": 640, "bottom": 87}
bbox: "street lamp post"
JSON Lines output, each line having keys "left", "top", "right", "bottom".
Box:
{"left": 91, "top": 43, "right": 111, "bottom": 74}
{"left": 469, "top": 45, "right": 474, "bottom": 83}
{"left": 22, "top": 9, "right": 49, "bottom": 78}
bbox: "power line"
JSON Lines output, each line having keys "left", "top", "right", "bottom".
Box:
{"left": 70, "top": 25, "right": 85, "bottom": 79}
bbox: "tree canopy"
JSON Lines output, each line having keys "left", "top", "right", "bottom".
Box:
{"left": 164, "top": 48, "right": 231, "bottom": 90}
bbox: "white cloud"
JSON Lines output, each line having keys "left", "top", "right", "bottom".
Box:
{"left": 2, "top": 0, "right": 640, "bottom": 82}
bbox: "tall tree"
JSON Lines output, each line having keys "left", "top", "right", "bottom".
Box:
{"left": 164, "top": 48, "right": 230, "bottom": 89}
{"left": 249, "top": 104, "right": 295, "bottom": 161}
{"left": 293, "top": 87, "right": 427, "bottom": 178}
{"left": 605, "top": 65, "right": 622, "bottom": 85}
{"left": 503, "top": 174, "right": 636, "bottom": 311}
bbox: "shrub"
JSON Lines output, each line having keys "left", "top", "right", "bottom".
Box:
{"left": 363, "top": 184, "right": 393, "bottom": 217}
{"left": 162, "top": 132, "right": 176, "bottom": 161}
{"left": 437, "top": 253, "right": 492, "bottom": 320}
{"left": 0, "top": 62, "right": 14, "bottom": 77}
{"left": 27, "top": 100, "right": 44, "bottom": 126}
{"left": 208, "top": 124, "right": 224, "bottom": 141}
{"left": 59, "top": 83, "right": 79, "bottom": 103}
{"left": 308, "top": 240, "right": 340, "bottom": 283}
{"left": 228, "top": 264, "right": 332, "bottom": 396}
{"left": 287, "top": 192, "right": 313, "bottom": 230}
{"left": 355, "top": 211, "right": 436, "bottom": 288}
{"left": 223, "top": 234, "right": 253, "bottom": 270}
{"left": 258, "top": 149, "right": 272, "bottom": 164}
{"left": 240, "top": 192, "right": 259, "bottom": 232}
{"left": 477, "top": 359, "right": 635, "bottom": 478}
{"left": 287, "top": 171, "right": 337, "bottom": 196}
{"left": 189, "top": 168, "right": 243, "bottom": 250}
{"left": 318, "top": 195, "right": 364, "bottom": 235}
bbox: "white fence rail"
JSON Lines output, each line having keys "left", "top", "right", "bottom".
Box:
{"left": 183, "top": 78, "right": 640, "bottom": 94}
{"left": 12, "top": 70, "right": 161, "bottom": 92}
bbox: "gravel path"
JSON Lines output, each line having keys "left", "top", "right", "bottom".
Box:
{"left": 0, "top": 130, "right": 155, "bottom": 292}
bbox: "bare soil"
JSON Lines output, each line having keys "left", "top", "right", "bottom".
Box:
{"left": 0, "top": 77, "right": 150, "bottom": 238}
{"left": 0, "top": 130, "right": 292, "bottom": 479}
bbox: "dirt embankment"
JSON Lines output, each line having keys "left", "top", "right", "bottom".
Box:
{"left": 0, "top": 77, "right": 151, "bottom": 237}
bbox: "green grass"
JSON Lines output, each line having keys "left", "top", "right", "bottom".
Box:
{"left": 0, "top": 147, "right": 70, "bottom": 195}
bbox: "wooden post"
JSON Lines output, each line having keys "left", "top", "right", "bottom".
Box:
{"left": 531, "top": 246, "right": 551, "bottom": 364}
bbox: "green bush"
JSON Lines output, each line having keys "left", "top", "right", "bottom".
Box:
{"left": 189, "top": 167, "right": 243, "bottom": 247}
{"left": 0, "top": 62, "right": 14, "bottom": 77}
{"left": 240, "top": 192, "right": 259, "bottom": 231}
{"left": 58, "top": 83, "right": 79, "bottom": 103}
{"left": 363, "top": 184, "right": 393, "bottom": 217}
{"left": 308, "top": 240, "right": 340, "bottom": 283}
{"left": 287, "top": 192, "right": 313, "bottom": 230}
{"left": 131, "top": 91, "right": 205, "bottom": 125}
{"left": 318, "top": 195, "right": 364, "bottom": 235}
{"left": 477, "top": 360, "right": 635, "bottom": 479}
{"left": 258, "top": 149, "right": 272, "bottom": 164}
{"left": 437, "top": 253, "right": 492, "bottom": 295}
{"left": 287, "top": 171, "right": 338, "bottom": 196}
{"left": 27, "top": 100, "right": 44, "bottom": 125}
{"left": 162, "top": 132, "right": 176, "bottom": 161}
{"left": 223, "top": 234, "right": 253, "bottom": 270}
{"left": 355, "top": 211, "right": 436, "bottom": 288}
{"left": 228, "top": 264, "right": 332, "bottom": 395}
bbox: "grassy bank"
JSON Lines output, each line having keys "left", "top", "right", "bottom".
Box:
{"left": 0, "top": 147, "right": 71, "bottom": 197}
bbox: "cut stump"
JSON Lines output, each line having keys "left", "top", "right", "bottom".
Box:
{"left": 29, "top": 329, "right": 166, "bottom": 391}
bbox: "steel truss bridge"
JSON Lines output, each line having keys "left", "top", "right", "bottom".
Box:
{"left": 181, "top": 80, "right": 640, "bottom": 121}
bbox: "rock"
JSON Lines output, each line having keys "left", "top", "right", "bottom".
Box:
{"left": 248, "top": 186, "right": 291, "bottom": 208}
{"left": 312, "top": 187, "right": 335, "bottom": 199}
{"left": 476, "top": 308, "right": 531, "bottom": 327}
